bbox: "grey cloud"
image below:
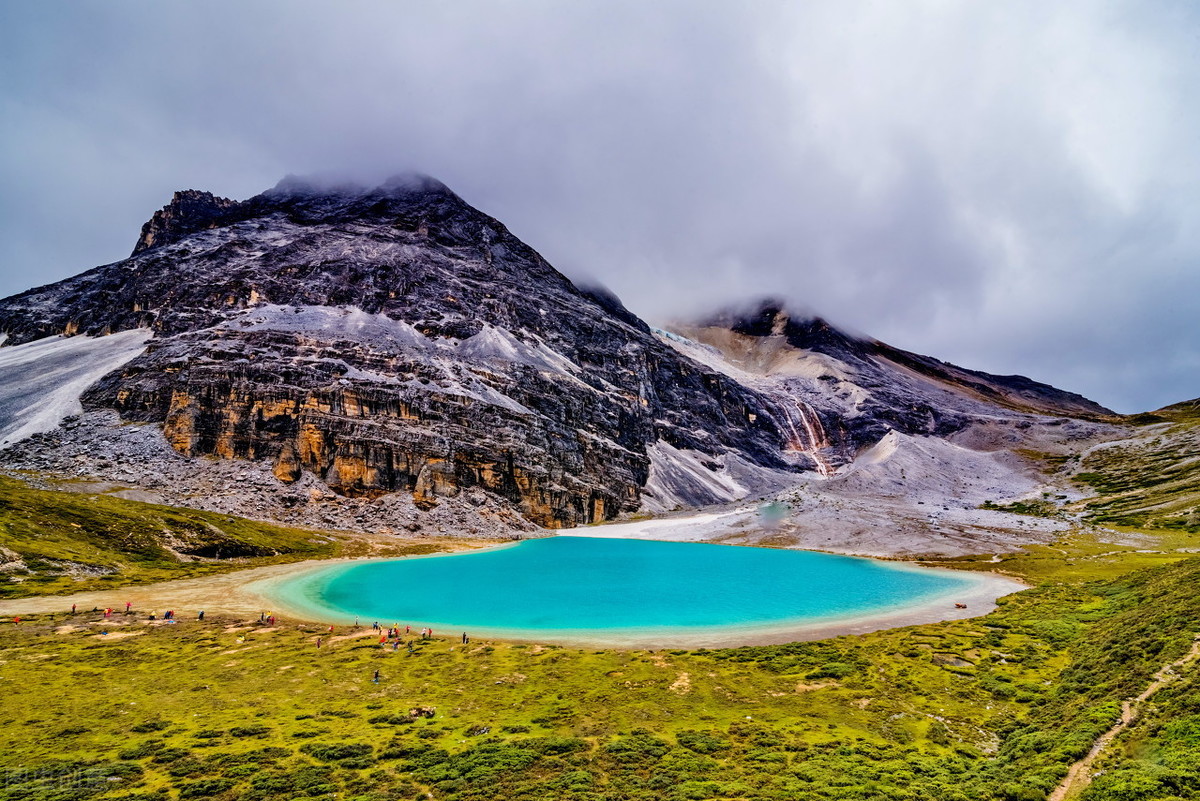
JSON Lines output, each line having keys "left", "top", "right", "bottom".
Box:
{"left": 1, "top": 0, "right": 1197, "bottom": 412}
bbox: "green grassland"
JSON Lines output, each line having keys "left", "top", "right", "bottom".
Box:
{"left": 1, "top": 526, "right": 1198, "bottom": 801}
{"left": 2, "top": 464, "right": 1200, "bottom": 801}
{"left": 1070, "top": 402, "right": 1200, "bottom": 534}
{"left": 0, "top": 476, "right": 448, "bottom": 599}
{"left": 928, "top": 526, "right": 1200, "bottom": 585}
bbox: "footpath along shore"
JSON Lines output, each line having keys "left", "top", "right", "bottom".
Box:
{"left": 0, "top": 536, "right": 507, "bottom": 622}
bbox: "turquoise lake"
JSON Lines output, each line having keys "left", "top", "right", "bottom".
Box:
{"left": 266, "top": 537, "right": 981, "bottom": 643}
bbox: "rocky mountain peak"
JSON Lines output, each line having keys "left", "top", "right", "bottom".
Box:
{"left": 1, "top": 173, "right": 576, "bottom": 345}
{"left": 131, "top": 174, "right": 469, "bottom": 260}
{"left": 699, "top": 298, "right": 866, "bottom": 362}
{"left": 131, "top": 189, "right": 238, "bottom": 256}
{"left": 680, "top": 296, "right": 1115, "bottom": 427}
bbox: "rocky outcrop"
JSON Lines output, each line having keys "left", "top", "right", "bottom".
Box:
{"left": 132, "top": 190, "right": 239, "bottom": 255}
{"left": 1, "top": 176, "right": 792, "bottom": 527}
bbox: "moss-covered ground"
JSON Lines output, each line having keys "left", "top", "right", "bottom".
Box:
{"left": 1, "top": 517, "right": 1198, "bottom": 801}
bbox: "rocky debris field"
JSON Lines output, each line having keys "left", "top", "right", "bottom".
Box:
{"left": 3, "top": 412, "right": 537, "bottom": 540}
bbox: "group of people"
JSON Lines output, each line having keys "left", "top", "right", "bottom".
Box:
{"left": 368, "top": 622, "right": 432, "bottom": 652}
{"left": 59, "top": 600, "right": 217, "bottom": 625}
{"left": 69, "top": 602, "right": 189, "bottom": 621}
{"left": 366, "top": 621, "right": 461, "bottom": 643}
{"left": 85, "top": 601, "right": 134, "bottom": 618}
{"left": 56, "top": 604, "right": 476, "bottom": 651}
{"left": 310, "top": 621, "right": 473, "bottom": 653}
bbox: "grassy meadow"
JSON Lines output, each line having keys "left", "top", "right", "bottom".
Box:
{"left": 0, "top": 475, "right": 452, "bottom": 599}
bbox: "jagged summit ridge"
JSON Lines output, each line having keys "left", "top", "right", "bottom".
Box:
{"left": 132, "top": 189, "right": 238, "bottom": 255}
{"left": 132, "top": 173, "right": 463, "bottom": 258}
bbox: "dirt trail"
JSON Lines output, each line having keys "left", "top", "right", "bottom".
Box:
{"left": 0, "top": 542, "right": 488, "bottom": 622}
{"left": 1048, "top": 635, "right": 1200, "bottom": 801}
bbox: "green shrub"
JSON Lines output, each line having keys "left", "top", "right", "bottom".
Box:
{"left": 229, "top": 725, "right": 270, "bottom": 738}
{"left": 299, "top": 742, "right": 374, "bottom": 762}
{"left": 176, "top": 778, "right": 235, "bottom": 798}
{"left": 677, "top": 730, "right": 731, "bottom": 754}
{"left": 118, "top": 740, "right": 165, "bottom": 760}
{"left": 130, "top": 720, "right": 168, "bottom": 733}
{"left": 806, "top": 661, "right": 858, "bottom": 680}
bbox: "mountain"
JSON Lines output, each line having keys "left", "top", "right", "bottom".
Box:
{"left": 0, "top": 175, "right": 791, "bottom": 528}
{"left": 664, "top": 299, "right": 1115, "bottom": 475}
{"left": 0, "top": 175, "right": 1121, "bottom": 539}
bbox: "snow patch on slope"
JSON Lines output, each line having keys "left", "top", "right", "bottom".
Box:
{"left": 0, "top": 330, "right": 152, "bottom": 448}
{"left": 233, "top": 305, "right": 582, "bottom": 380}
{"left": 233, "top": 304, "right": 429, "bottom": 351}
{"left": 457, "top": 324, "right": 580, "bottom": 376}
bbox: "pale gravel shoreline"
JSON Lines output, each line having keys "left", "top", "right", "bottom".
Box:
{"left": 0, "top": 538, "right": 1027, "bottom": 648}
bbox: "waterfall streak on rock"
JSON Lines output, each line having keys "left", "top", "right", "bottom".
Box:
{"left": 769, "top": 394, "right": 833, "bottom": 477}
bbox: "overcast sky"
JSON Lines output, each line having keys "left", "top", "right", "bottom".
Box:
{"left": 1, "top": 1, "right": 1197, "bottom": 413}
